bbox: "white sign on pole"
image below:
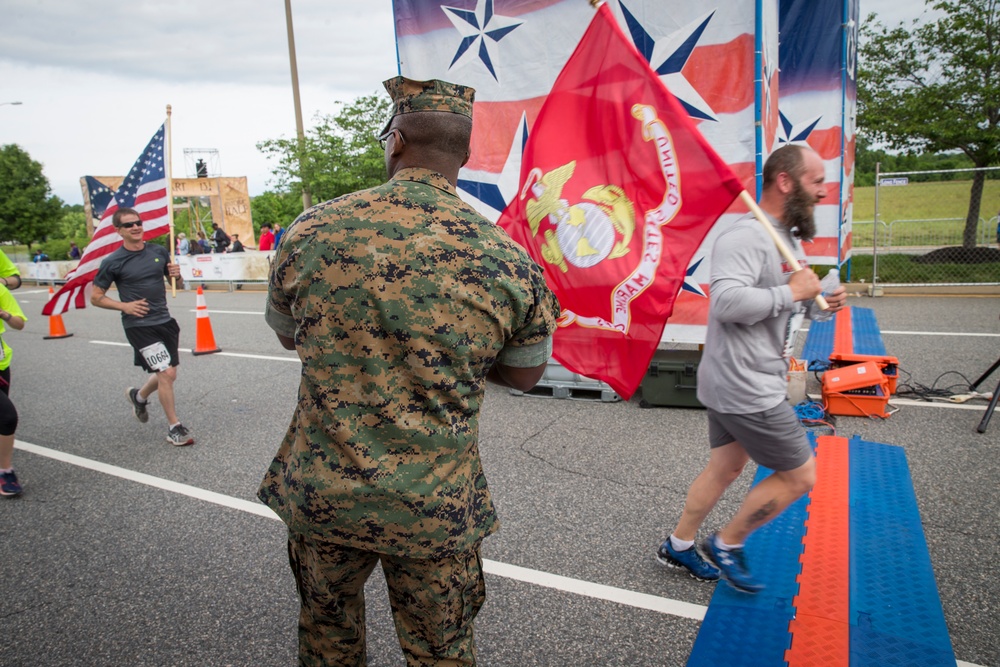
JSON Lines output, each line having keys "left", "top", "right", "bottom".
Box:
{"left": 879, "top": 177, "right": 909, "bottom": 186}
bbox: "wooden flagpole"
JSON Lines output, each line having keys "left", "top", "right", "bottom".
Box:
{"left": 166, "top": 104, "right": 176, "bottom": 297}
{"left": 739, "top": 191, "right": 829, "bottom": 310}
{"left": 586, "top": 0, "right": 823, "bottom": 312}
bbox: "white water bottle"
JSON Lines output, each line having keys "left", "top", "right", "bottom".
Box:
{"left": 821, "top": 268, "right": 840, "bottom": 297}
{"left": 815, "top": 268, "right": 841, "bottom": 318}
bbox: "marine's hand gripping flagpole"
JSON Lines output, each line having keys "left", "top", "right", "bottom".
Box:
{"left": 739, "top": 190, "right": 829, "bottom": 311}
{"left": 166, "top": 104, "right": 176, "bottom": 297}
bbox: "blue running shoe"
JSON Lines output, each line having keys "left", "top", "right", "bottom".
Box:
{"left": 0, "top": 470, "right": 22, "bottom": 497}
{"left": 656, "top": 540, "right": 720, "bottom": 582}
{"left": 701, "top": 533, "right": 764, "bottom": 594}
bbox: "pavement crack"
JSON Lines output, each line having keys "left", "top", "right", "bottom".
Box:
{"left": 920, "top": 519, "right": 977, "bottom": 538}
{"left": 0, "top": 591, "right": 127, "bottom": 621}
{"left": 515, "top": 406, "right": 678, "bottom": 492}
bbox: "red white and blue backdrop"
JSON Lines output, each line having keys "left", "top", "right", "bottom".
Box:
{"left": 777, "top": 0, "right": 859, "bottom": 267}
{"left": 392, "top": 0, "right": 798, "bottom": 345}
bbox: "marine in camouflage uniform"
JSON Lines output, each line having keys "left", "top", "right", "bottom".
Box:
{"left": 261, "top": 76, "right": 560, "bottom": 667}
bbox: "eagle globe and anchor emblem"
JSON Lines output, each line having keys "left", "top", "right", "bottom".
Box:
{"left": 519, "top": 104, "right": 685, "bottom": 335}
{"left": 522, "top": 161, "right": 636, "bottom": 273}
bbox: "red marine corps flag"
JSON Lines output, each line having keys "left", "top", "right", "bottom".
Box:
{"left": 498, "top": 3, "right": 744, "bottom": 400}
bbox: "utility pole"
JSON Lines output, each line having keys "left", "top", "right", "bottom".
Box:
{"left": 284, "top": 0, "right": 312, "bottom": 211}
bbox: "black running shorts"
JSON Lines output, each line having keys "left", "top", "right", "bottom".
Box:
{"left": 125, "top": 319, "right": 181, "bottom": 373}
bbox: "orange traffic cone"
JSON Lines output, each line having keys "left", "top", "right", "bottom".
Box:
{"left": 43, "top": 287, "right": 74, "bottom": 340}
{"left": 192, "top": 286, "right": 221, "bottom": 355}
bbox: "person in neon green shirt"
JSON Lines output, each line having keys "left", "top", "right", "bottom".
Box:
{"left": 0, "top": 250, "right": 22, "bottom": 291}
{"left": 0, "top": 285, "right": 26, "bottom": 496}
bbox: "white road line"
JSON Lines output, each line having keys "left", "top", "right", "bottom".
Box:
{"left": 806, "top": 393, "right": 991, "bottom": 412}
{"left": 484, "top": 560, "right": 705, "bottom": 621}
{"left": 15, "top": 440, "right": 277, "bottom": 520}
{"left": 90, "top": 340, "right": 299, "bottom": 363}
{"left": 214, "top": 351, "right": 300, "bottom": 363}
{"left": 90, "top": 341, "right": 996, "bottom": 411}
{"left": 16, "top": 289, "right": 52, "bottom": 295}
{"left": 15, "top": 439, "right": 707, "bottom": 623}
{"left": 188, "top": 309, "right": 264, "bottom": 315}
{"left": 881, "top": 330, "right": 1000, "bottom": 337}
{"left": 799, "top": 327, "right": 999, "bottom": 337}
{"left": 889, "top": 398, "right": 992, "bottom": 411}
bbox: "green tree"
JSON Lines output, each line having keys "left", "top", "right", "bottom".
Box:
{"left": 854, "top": 136, "right": 983, "bottom": 186}
{"left": 257, "top": 92, "right": 390, "bottom": 206}
{"left": 858, "top": 0, "right": 1000, "bottom": 249}
{"left": 56, "top": 205, "right": 88, "bottom": 239}
{"left": 0, "top": 144, "right": 63, "bottom": 247}
{"left": 250, "top": 190, "right": 302, "bottom": 230}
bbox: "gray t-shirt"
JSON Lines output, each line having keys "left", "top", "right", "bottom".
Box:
{"left": 94, "top": 243, "right": 172, "bottom": 329}
{"left": 696, "top": 214, "right": 827, "bottom": 414}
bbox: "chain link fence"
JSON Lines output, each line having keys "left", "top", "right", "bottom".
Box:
{"left": 846, "top": 166, "right": 1000, "bottom": 286}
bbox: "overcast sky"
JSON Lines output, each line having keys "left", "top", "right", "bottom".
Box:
{"left": 0, "top": 1, "right": 937, "bottom": 207}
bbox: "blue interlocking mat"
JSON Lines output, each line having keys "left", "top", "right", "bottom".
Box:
{"left": 686, "top": 435, "right": 955, "bottom": 667}
{"left": 800, "top": 307, "right": 886, "bottom": 370}
{"left": 848, "top": 436, "right": 954, "bottom": 667}
{"left": 849, "top": 310, "right": 887, "bottom": 357}
{"left": 800, "top": 316, "right": 837, "bottom": 370}
{"left": 686, "top": 464, "right": 808, "bottom": 666}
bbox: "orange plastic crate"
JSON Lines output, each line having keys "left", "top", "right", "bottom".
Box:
{"left": 822, "top": 362, "right": 891, "bottom": 418}
{"left": 828, "top": 352, "right": 899, "bottom": 395}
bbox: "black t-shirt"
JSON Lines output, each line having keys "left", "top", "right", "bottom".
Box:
{"left": 213, "top": 228, "right": 230, "bottom": 250}
{"left": 94, "top": 243, "right": 172, "bottom": 329}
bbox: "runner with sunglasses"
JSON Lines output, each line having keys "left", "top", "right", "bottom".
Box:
{"left": 92, "top": 207, "right": 193, "bottom": 446}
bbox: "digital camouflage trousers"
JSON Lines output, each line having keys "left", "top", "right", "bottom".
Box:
{"left": 287, "top": 532, "right": 486, "bottom": 667}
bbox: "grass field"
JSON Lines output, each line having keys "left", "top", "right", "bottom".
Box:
{"left": 832, "top": 254, "right": 1000, "bottom": 284}
{"left": 852, "top": 179, "right": 1000, "bottom": 248}
{"left": 854, "top": 179, "right": 1000, "bottom": 221}
{"left": 839, "top": 180, "right": 999, "bottom": 283}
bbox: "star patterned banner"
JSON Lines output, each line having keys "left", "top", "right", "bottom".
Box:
{"left": 392, "top": 0, "right": 780, "bottom": 344}
{"left": 497, "top": 3, "right": 744, "bottom": 399}
{"left": 777, "top": 0, "right": 859, "bottom": 265}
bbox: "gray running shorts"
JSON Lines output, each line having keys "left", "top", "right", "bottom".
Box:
{"left": 707, "top": 402, "right": 811, "bottom": 471}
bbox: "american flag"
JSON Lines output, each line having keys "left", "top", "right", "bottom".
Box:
{"left": 83, "top": 176, "right": 115, "bottom": 221}
{"left": 43, "top": 124, "right": 171, "bottom": 316}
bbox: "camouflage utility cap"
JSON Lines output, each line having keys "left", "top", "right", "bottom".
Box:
{"left": 381, "top": 76, "right": 475, "bottom": 134}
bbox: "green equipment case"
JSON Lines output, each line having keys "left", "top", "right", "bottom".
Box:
{"left": 639, "top": 349, "right": 704, "bottom": 409}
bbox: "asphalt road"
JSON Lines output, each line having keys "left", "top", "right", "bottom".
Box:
{"left": 1, "top": 286, "right": 997, "bottom": 667}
